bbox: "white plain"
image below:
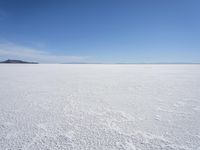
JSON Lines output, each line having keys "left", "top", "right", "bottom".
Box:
{"left": 0, "top": 64, "right": 200, "bottom": 150}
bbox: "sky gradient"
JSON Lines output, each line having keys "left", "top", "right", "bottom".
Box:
{"left": 0, "top": 0, "right": 200, "bottom": 63}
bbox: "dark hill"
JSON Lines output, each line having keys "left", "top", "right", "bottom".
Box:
{"left": 0, "top": 59, "right": 38, "bottom": 64}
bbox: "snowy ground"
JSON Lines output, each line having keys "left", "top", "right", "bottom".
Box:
{"left": 0, "top": 64, "right": 200, "bottom": 150}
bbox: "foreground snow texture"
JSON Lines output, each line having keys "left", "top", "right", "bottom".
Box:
{"left": 0, "top": 65, "right": 200, "bottom": 150}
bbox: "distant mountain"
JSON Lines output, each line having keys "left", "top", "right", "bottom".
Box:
{"left": 0, "top": 59, "right": 38, "bottom": 64}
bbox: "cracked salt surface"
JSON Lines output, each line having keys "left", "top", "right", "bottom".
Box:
{"left": 0, "top": 64, "right": 200, "bottom": 150}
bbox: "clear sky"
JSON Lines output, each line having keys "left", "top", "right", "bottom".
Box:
{"left": 0, "top": 0, "right": 200, "bottom": 63}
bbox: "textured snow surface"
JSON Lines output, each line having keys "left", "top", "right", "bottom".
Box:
{"left": 0, "top": 64, "right": 200, "bottom": 150}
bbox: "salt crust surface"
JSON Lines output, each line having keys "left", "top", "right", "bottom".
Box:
{"left": 0, "top": 64, "right": 200, "bottom": 150}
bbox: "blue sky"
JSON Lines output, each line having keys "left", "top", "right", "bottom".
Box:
{"left": 0, "top": 0, "right": 200, "bottom": 63}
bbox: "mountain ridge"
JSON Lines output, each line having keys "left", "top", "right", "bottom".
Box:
{"left": 0, "top": 59, "right": 38, "bottom": 64}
